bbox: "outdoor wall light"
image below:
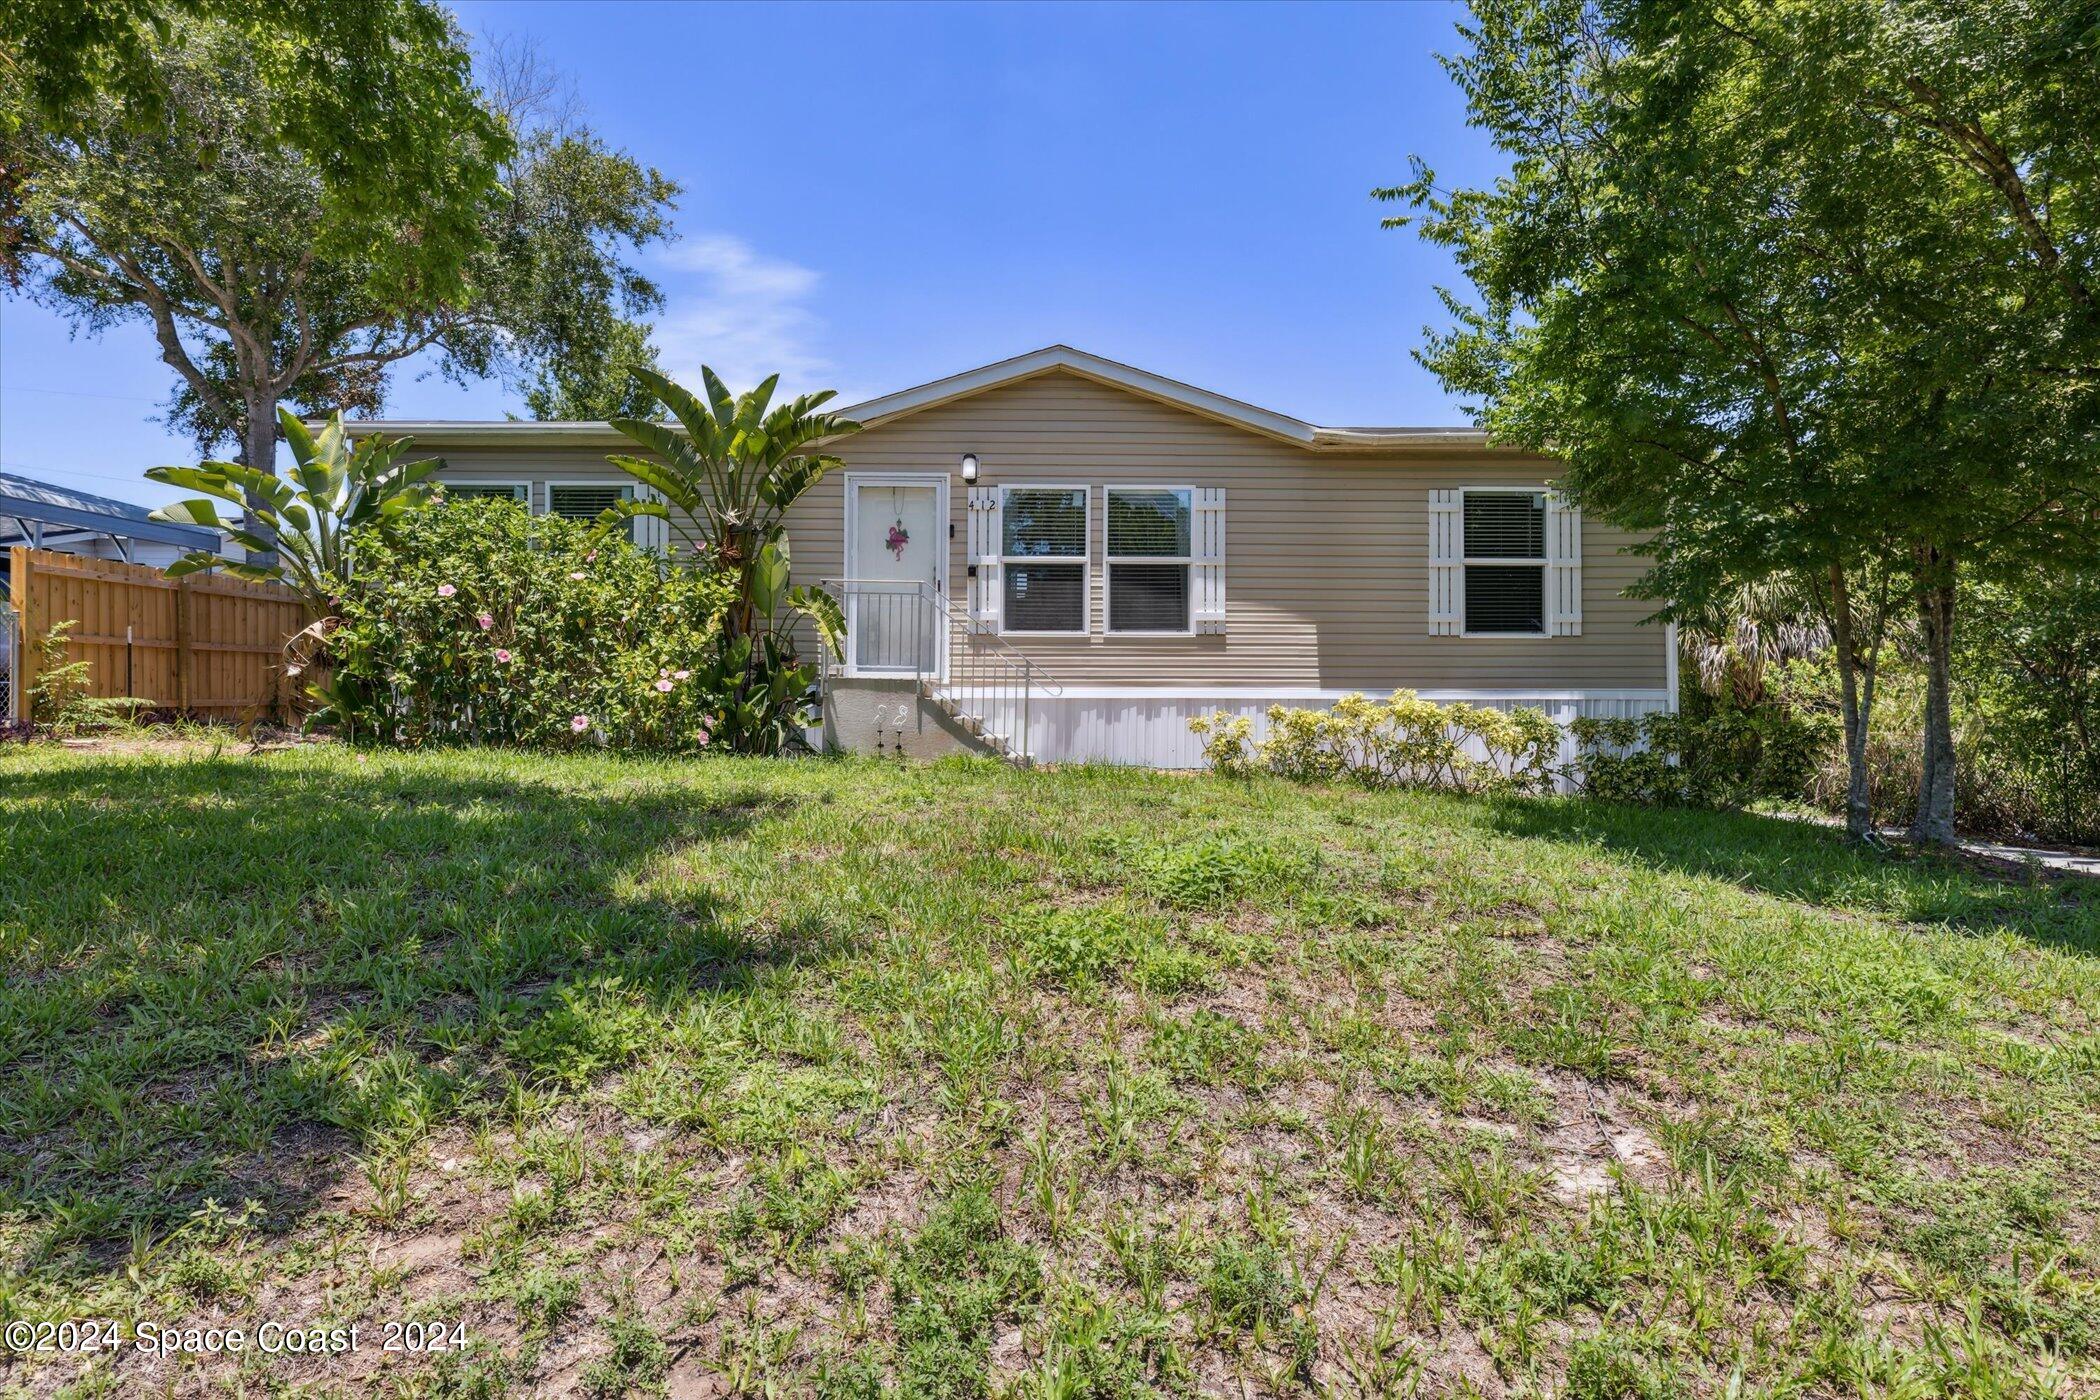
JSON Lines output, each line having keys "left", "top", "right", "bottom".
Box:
{"left": 959, "top": 452, "right": 980, "bottom": 484}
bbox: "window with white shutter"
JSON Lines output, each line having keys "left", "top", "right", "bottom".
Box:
{"left": 1461, "top": 489, "right": 1547, "bottom": 636}
{"left": 1106, "top": 487, "right": 1193, "bottom": 634}
{"left": 1545, "top": 492, "right": 1582, "bottom": 635}
{"left": 966, "top": 487, "right": 1002, "bottom": 631}
{"left": 1428, "top": 489, "right": 1463, "bottom": 635}
{"left": 999, "top": 486, "right": 1089, "bottom": 634}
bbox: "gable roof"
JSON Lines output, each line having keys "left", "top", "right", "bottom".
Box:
{"left": 333, "top": 345, "right": 1500, "bottom": 454}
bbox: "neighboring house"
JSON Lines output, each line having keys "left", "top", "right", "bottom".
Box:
{"left": 348, "top": 346, "right": 1677, "bottom": 768}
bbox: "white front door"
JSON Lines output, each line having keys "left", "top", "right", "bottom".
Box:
{"left": 845, "top": 477, "right": 945, "bottom": 675}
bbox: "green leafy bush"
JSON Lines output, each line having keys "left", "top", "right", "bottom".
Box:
{"left": 319, "top": 498, "right": 738, "bottom": 750}
{"left": 1568, "top": 707, "right": 1829, "bottom": 808}
{"left": 1190, "top": 690, "right": 1560, "bottom": 794}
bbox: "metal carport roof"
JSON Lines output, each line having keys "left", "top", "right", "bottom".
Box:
{"left": 0, "top": 472, "right": 220, "bottom": 562}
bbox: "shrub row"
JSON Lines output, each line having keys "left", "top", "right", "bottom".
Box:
{"left": 1190, "top": 692, "right": 1561, "bottom": 794}
{"left": 1190, "top": 691, "right": 1825, "bottom": 809}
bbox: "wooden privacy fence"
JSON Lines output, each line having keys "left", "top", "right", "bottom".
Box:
{"left": 7, "top": 547, "right": 313, "bottom": 722}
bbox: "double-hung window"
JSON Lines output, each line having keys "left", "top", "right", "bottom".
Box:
{"left": 548, "top": 482, "right": 636, "bottom": 542}
{"left": 1462, "top": 489, "right": 1547, "bottom": 635}
{"left": 1000, "top": 486, "right": 1089, "bottom": 634}
{"left": 1106, "top": 487, "right": 1193, "bottom": 633}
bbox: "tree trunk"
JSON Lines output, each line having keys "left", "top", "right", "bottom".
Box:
{"left": 239, "top": 392, "right": 282, "bottom": 568}
{"left": 1827, "top": 563, "right": 1875, "bottom": 841}
{"left": 1910, "top": 563, "right": 1959, "bottom": 846}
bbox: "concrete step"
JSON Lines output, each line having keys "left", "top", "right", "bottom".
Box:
{"left": 920, "top": 685, "right": 1031, "bottom": 769}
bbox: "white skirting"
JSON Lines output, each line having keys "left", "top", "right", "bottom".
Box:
{"left": 939, "top": 685, "right": 1674, "bottom": 778}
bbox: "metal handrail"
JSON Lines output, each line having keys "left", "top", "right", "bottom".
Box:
{"left": 818, "top": 578, "right": 1062, "bottom": 762}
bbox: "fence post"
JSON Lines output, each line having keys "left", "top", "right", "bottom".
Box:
{"left": 9, "top": 547, "right": 32, "bottom": 723}
{"left": 174, "top": 576, "right": 193, "bottom": 714}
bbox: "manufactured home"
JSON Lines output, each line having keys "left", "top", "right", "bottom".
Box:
{"left": 349, "top": 346, "right": 1677, "bottom": 767}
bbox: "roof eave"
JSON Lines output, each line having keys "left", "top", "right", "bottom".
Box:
{"left": 327, "top": 346, "right": 1528, "bottom": 455}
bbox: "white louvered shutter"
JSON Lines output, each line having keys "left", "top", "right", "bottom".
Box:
{"left": 967, "top": 486, "right": 1001, "bottom": 632}
{"left": 1546, "top": 492, "right": 1582, "bottom": 636}
{"left": 1428, "top": 489, "right": 1463, "bottom": 635}
{"left": 1193, "top": 487, "right": 1227, "bottom": 633}
{"left": 636, "top": 484, "right": 670, "bottom": 555}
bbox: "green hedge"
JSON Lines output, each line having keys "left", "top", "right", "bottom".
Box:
{"left": 319, "top": 499, "right": 737, "bottom": 750}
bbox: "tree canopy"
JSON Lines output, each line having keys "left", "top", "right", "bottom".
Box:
{"left": 522, "top": 319, "right": 667, "bottom": 422}
{"left": 1385, "top": 0, "right": 2100, "bottom": 840}
{"left": 1, "top": 0, "right": 510, "bottom": 301}
{"left": 1, "top": 4, "right": 677, "bottom": 563}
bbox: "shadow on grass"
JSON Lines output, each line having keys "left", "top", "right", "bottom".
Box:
{"left": 1474, "top": 796, "right": 2100, "bottom": 956}
{"left": 0, "top": 751, "right": 805, "bottom": 1277}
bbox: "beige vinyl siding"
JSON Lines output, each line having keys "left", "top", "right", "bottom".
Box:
{"left": 418, "top": 368, "right": 1666, "bottom": 691}
{"left": 803, "top": 371, "right": 1664, "bottom": 690}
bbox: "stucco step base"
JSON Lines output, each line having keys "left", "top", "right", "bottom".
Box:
{"left": 819, "top": 676, "right": 1023, "bottom": 765}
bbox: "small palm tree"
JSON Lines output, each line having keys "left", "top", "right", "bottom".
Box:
{"left": 605, "top": 366, "right": 860, "bottom": 640}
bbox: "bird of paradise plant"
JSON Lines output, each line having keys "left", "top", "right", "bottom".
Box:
{"left": 602, "top": 365, "right": 858, "bottom": 650}
{"left": 601, "top": 366, "right": 859, "bottom": 750}
{"left": 146, "top": 408, "right": 443, "bottom": 614}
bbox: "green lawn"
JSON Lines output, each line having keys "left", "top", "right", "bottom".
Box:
{"left": 1, "top": 743, "right": 2094, "bottom": 1398}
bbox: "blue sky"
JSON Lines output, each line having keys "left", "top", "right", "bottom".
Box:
{"left": 0, "top": 1, "right": 1501, "bottom": 508}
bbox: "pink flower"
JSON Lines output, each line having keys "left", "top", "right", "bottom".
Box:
{"left": 586, "top": 551, "right": 597, "bottom": 562}
{"left": 695, "top": 728, "right": 710, "bottom": 747}
{"left": 436, "top": 583, "right": 457, "bottom": 598}
{"left": 659, "top": 668, "right": 670, "bottom": 679}
{"left": 673, "top": 669, "right": 690, "bottom": 681}
{"left": 568, "top": 571, "right": 586, "bottom": 581}
{"left": 476, "top": 612, "right": 494, "bottom": 630}
{"left": 494, "top": 649, "right": 512, "bottom": 664}
{"left": 570, "top": 715, "right": 590, "bottom": 733}
{"left": 654, "top": 678, "right": 673, "bottom": 693}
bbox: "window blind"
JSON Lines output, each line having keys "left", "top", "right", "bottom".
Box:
{"left": 1106, "top": 487, "right": 1193, "bottom": 633}
{"left": 1463, "top": 491, "right": 1545, "bottom": 558}
{"left": 548, "top": 484, "right": 635, "bottom": 542}
{"left": 443, "top": 483, "right": 527, "bottom": 503}
{"left": 1464, "top": 564, "right": 1546, "bottom": 634}
{"left": 1002, "top": 488, "right": 1088, "bottom": 557}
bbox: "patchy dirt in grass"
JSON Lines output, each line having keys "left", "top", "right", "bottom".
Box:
{"left": 1538, "top": 1074, "right": 1672, "bottom": 1205}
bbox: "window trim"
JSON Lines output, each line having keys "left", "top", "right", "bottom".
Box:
{"left": 1104, "top": 483, "right": 1197, "bottom": 637}
{"left": 546, "top": 479, "right": 638, "bottom": 542}
{"left": 997, "top": 482, "right": 1092, "bottom": 637}
{"left": 1458, "top": 485, "right": 1550, "bottom": 639}
{"left": 439, "top": 479, "right": 531, "bottom": 505}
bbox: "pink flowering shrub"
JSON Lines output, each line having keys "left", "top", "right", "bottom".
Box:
{"left": 321, "top": 499, "right": 735, "bottom": 750}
